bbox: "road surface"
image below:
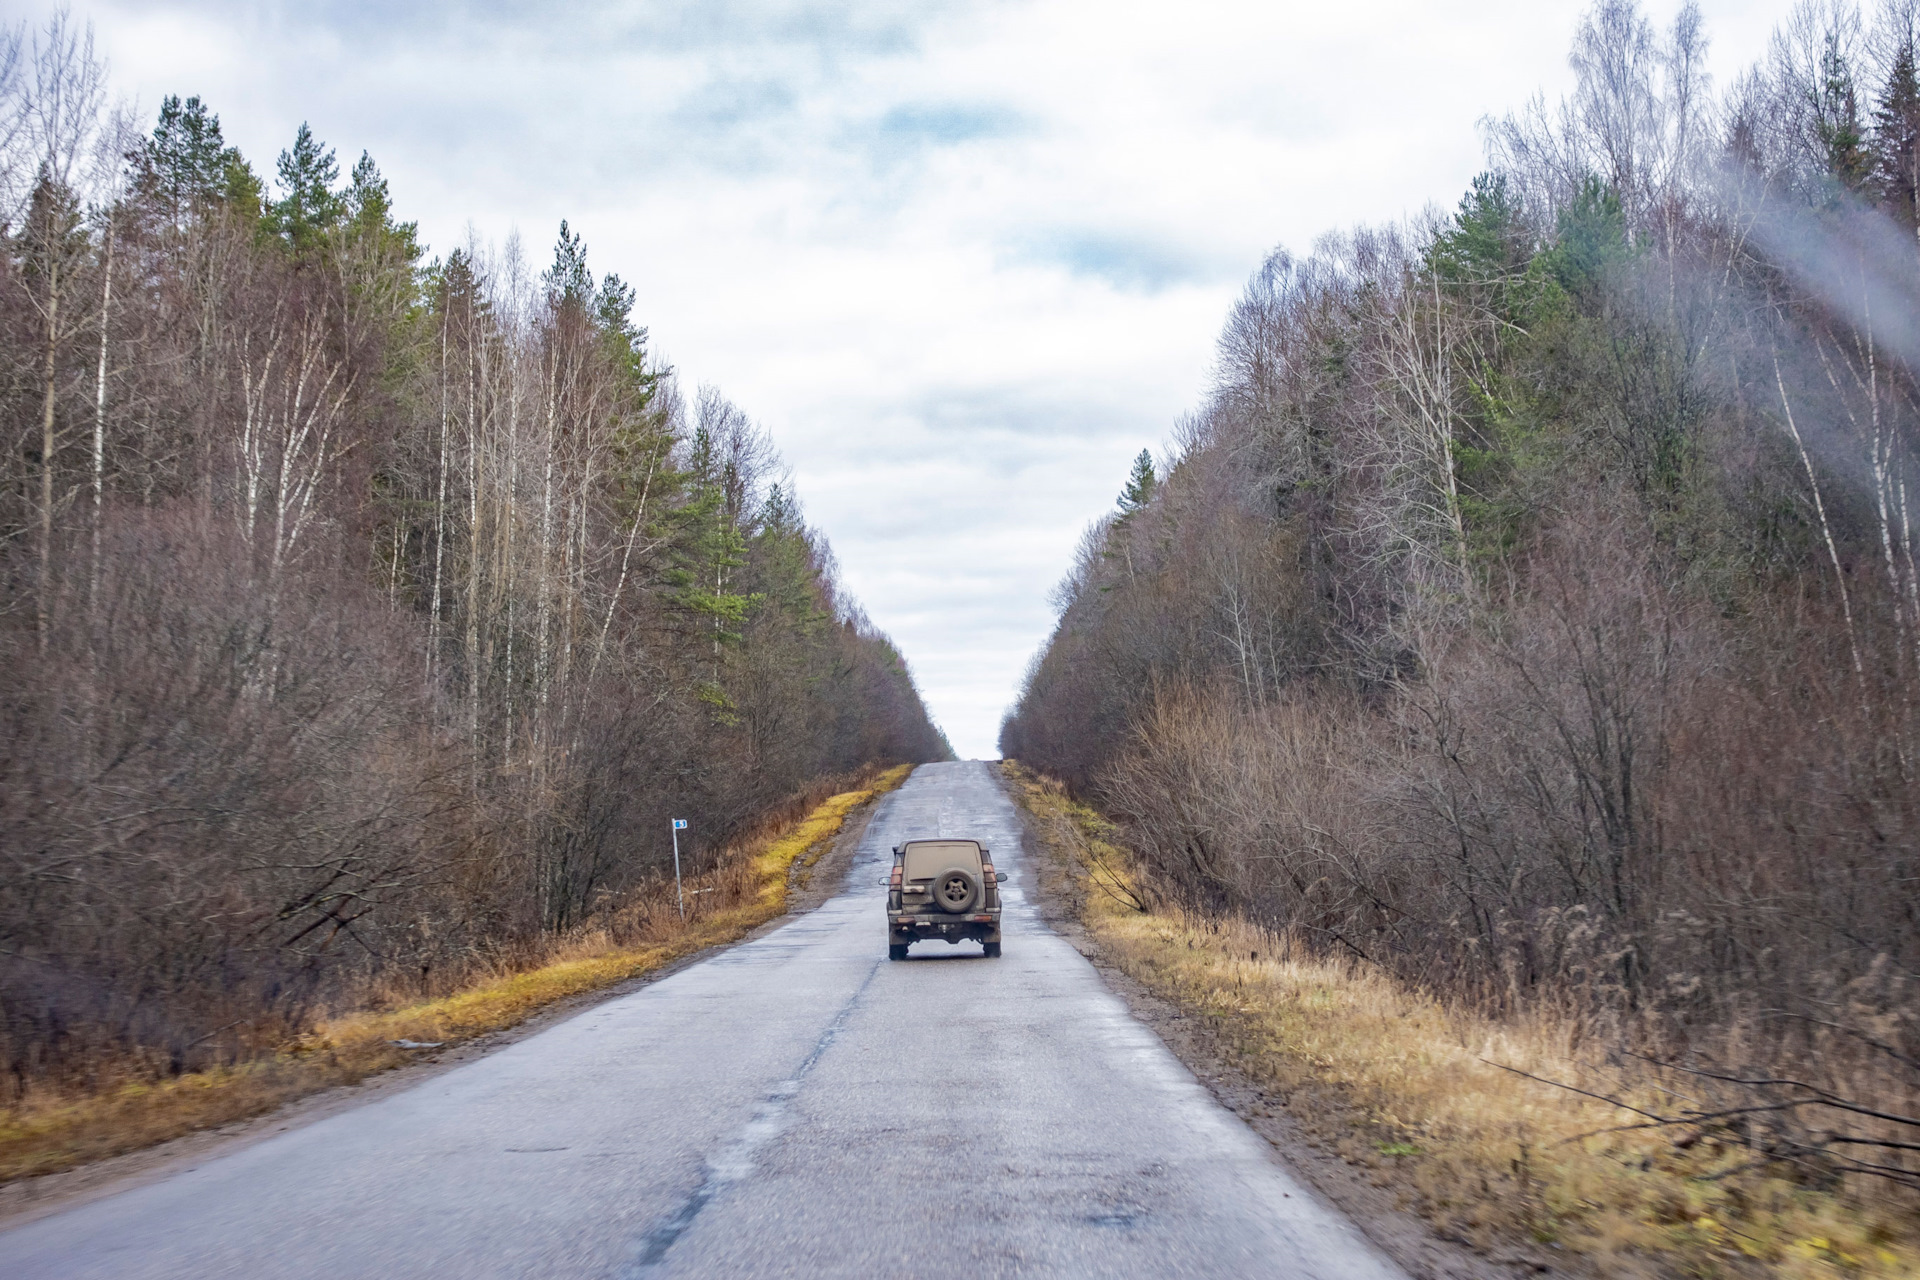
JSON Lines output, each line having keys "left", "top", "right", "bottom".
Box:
{"left": 1, "top": 761, "right": 1404, "bottom": 1279}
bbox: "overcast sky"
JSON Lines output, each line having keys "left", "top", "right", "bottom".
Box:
{"left": 25, "top": 0, "right": 1802, "bottom": 757}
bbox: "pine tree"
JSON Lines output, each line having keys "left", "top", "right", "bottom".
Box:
{"left": 337, "top": 151, "right": 422, "bottom": 288}
{"left": 131, "top": 95, "right": 261, "bottom": 227}
{"left": 134, "top": 96, "right": 229, "bottom": 218}
{"left": 336, "top": 150, "right": 423, "bottom": 348}
{"left": 1428, "top": 172, "right": 1529, "bottom": 282}
{"left": 223, "top": 152, "right": 266, "bottom": 221}
{"left": 1118, "top": 449, "right": 1156, "bottom": 513}
{"left": 343, "top": 151, "right": 417, "bottom": 245}
{"left": 271, "top": 122, "right": 342, "bottom": 251}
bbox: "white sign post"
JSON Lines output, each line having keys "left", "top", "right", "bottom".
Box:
{"left": 671, "top": 819, "right": 689, "bottom": 920}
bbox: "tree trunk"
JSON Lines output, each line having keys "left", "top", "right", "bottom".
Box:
{"left": 430, "top": 307, "right": 450, "bottom": 686}
{"left": 466, "top": 301, "right": 483, "bottom": 776}
{"left": 38, "top": 262, "right": 61, "bottom": 647}
{"left": 90, "top": 217, "right": 114, "bottom": 612}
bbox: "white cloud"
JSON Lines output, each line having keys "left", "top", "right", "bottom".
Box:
{"left": 52, "top": 0, "right": 1802, "bottom": 756}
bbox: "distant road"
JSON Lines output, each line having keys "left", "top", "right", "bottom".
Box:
{"left": 1, "top": 762, "right": 1404, "bottom": 1279}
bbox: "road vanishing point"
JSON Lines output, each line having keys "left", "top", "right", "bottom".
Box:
{"left": 2, "top": 762, "right": 1406, "bottom": 1279}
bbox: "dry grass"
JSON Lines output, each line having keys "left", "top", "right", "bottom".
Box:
{"left": 1001, "top": 761, "right": 1920, "bottom": 1280}
{"left": 0, "top": 764, "right": 913, "bottom": 1185}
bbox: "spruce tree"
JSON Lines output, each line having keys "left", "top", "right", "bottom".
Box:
{"left": 595, "top": 271, "right": 659, "bottom": 401}
{"left": 1874, "top": 36, "right": 1920, "bottom": 223}
{"left": 1813, "top": 32, "right": 1872, "bottom": 189}
{"left": 545, "top": 220, "right": 592, "bottom": 310}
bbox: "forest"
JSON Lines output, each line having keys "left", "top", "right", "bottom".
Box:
{"left": 0, "top": 18, "right": 946, "bottom": 1096}
{"left": 1004, "top": 0, "right": 1920, "bottom": 1181}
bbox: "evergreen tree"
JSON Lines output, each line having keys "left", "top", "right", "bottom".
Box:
{"left": 545, "top": 219, "right": 592, "bottom": 311}
{"left": 134, "top": 95, "right": 229, "bottom": 217}
{"left": 17, "top": 167, "right": 88, "bottom": 280}
{"left": 1545, "top": 176, "right": 1629, "bottom": 311}
{"left": 1118, "top": 450, "right": 1156, "bottom": 513}
{"left": 746, "top": 484, "right": 825, "bottom": 629}
{"left": 1428, "top": 172, "right": 1530, "bottom": 282}
{"left": 1813, "top": 30, "right": 1872, "bottom": 189}
{"left": 1427, "top": 171, "right": 1549, "bottom": 339}
{"left": 342, "top": 151, "right": 417, "bottom": 246}
{"left": 593, "top": 267, "right": 671, "bottom": 544}
{"left": 130, "top": 95, "right": 262, "bottom": 227}
{"left": 1874, "top": 35, "right": 1920, "bottom": 223}
{"left": 760, "top": 482, "right": 801, "bottom": 535}
{"left": 271, "top": 122, "right": 342, "bottom": 251}
{"left": 222, "top": 151, "right": 266, "bottom": 221}
{"left": 595, "top": 271, "right": 660, "bottom": 403}
{"left": 335, "top": 150, "right": 423, "bottom": 348}
{"left": 673, "top": 414, "right": 762, "bottom": 677}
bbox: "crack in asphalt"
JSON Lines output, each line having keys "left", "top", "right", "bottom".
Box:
{"left": 621, "top": 956, "right": 884, "bottom": 1275}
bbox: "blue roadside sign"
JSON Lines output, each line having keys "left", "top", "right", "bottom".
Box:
{"left": 672, "top": 819, "right": 688, "bottom": 830}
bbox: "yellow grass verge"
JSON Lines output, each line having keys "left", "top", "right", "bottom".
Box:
{"left": 0, "top": 763, "right": 914, "bottom": 1186}
{"left": 1000, "top": 761, "right": 1920, "bottom": 1280}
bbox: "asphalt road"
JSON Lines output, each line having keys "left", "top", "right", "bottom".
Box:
{"left": 1, "top": 761, "right": 1405, "bottom": 1279}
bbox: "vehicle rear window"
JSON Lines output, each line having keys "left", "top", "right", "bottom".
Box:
{"left": 901, "top": 841, "right": 982, "bottom": 880}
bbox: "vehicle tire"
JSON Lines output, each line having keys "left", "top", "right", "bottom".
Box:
{"left": 889, "top": 943, "right": 909, "bottom": 961}
{"left": 983, "top": 941, "right": 1002, "bottom": 958}
{"left": 930, "top": 866, "right": 981, "bottom": 914}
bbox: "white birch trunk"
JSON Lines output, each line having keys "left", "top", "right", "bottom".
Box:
{"left": 89, "top": 216, "right": 112, "bottom": 611}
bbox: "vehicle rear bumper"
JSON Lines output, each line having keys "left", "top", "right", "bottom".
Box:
{"left": 888, "top": 913, "right": 1000, "bottom": 944}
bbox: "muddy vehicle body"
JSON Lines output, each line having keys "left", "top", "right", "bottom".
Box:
{"left": 885, "top": 839, "right": 1006, "bottom": 959}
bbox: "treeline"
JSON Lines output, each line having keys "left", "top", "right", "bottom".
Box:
{"left": 0, "top": 18, "right": 945, "bottom": 1092}
{"left": 1006, "top": 0, "right": 1920, "bottom": 1172}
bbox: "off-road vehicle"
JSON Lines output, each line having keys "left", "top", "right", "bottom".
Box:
{"left": 885, "top": 839, "right": 1007, "bottom": 959}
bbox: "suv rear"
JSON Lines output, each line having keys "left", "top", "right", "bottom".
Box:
{"left": 885, "top": 839, "right": 1006, "bottom": 959}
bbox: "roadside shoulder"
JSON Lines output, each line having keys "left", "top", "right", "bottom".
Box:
{"left": 0, "top": 767, "right": 911, "bottom": 1232}
{"left": 994, "top": 762, "right": 1547, "bottom": 1280}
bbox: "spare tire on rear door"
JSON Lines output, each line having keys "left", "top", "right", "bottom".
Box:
{"left": 931, "top": 865, "right": 981, "bottom": 914}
